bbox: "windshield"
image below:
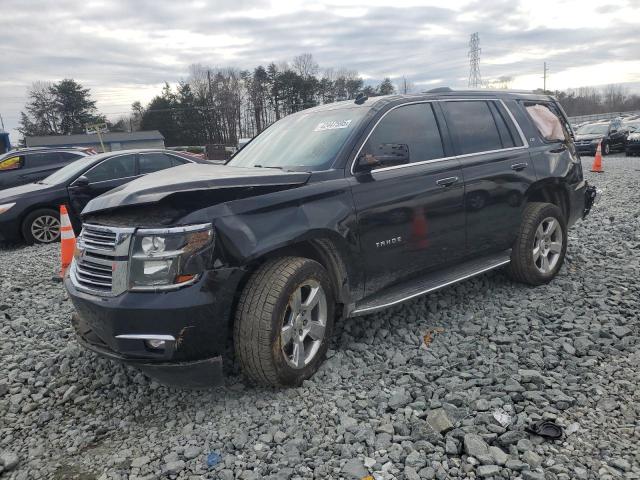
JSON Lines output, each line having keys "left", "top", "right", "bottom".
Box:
{"left": 576, "top": 124, "right": 609, "bottom": 135}
{"left": 228, "top": 107, "right": 368, "bottom": 170}
{"left": 41, "top": 156, "right": 97, "bottom": 184}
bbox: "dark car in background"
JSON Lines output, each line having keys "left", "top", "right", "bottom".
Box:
{"left": 626, "top": 127, "right": 640, "bottom": 156}
{"left": 0, "top": 147, "right": 94, "bottom": 190}
{"left": 0, "top": 149, "right": 203, "bottom": 244}
{"left": 573, "top": 120, "right": 628, "bottom": 155}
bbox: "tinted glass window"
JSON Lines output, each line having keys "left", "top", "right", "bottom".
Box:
{"left": 139, "top": 153, "right": 174, "bottom": 174}
{"left": 362, "top": 103, "right": 444, "bottom": 167}
{"left": 444, "top": 101, "right": 503, "bottom": 155}
{"left": 489, "top": 102, "right": 516, "bottom": 148}
{"left": 85, "top": 154, "right": 136, "bottom": 183}
{"left": 24, "top": 152, "right": 60, "bottom": 167}
{"left": 59, "top": 152, "right": 84, "bottom": 161}
{"left": 170, "top": 155, "right": 188, "bottom": 167}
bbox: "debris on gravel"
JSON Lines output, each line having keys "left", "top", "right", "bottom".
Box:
{"left": 0, "top": 155, "right": 639, "bottom": 479}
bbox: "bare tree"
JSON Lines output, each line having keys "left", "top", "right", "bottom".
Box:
{"left": 292, "top": 53, "right": 319, "bottom": 79}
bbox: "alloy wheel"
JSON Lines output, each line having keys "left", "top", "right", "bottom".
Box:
{"left": 31, "top": 215, "right": 60, "bottom": 243}
{"left": 532, "top": 216, "right": 563, "bottom": 274}
{"left": 280, "top": 280, "right": 327, "bottom": 369}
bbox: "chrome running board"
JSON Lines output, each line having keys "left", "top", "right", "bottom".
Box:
{"left": 351, "top": 250, "right": 511, "bottom": 316}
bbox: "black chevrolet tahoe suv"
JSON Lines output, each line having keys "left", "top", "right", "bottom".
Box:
{"left": 65, "top": 90, "right": 596, "bottom": 387}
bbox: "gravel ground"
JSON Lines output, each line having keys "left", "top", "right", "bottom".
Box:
{"left": 1, "top": 154, "right": 639, "bottom": 480}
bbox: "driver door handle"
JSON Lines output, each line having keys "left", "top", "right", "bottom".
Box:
{"left": 511, "top": 162, "right": 528, "bottom": 171}
{"left": 436, "top": 176, "right": 459, "bottom": 187}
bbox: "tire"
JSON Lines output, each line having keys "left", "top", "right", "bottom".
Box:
{"left": 506, "top": 202, "right": 567, "bottom": 286}
{"left": 234, "top": 257, "right": 335, "bottom": 387}
{"left": 602, "top": 142, "right": 610, "bottom": 156}
{"left": 21, "top": 208, "right": 61, "bottom": 245}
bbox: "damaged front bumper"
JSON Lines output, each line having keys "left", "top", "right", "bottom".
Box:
{"left": 72, "top": 313, "right": 224, "bottom": 388}
{"left": 64, "top": 268, "right": 244, "bottom": 388}
{"left": 583, "top": 184, "right": 598, "bottom": 219}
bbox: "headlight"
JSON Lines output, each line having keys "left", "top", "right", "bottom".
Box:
{"left": 129, "top": 223, "right": 214, "bottom": 290}
{"left": 0, "top": 202, "right": 16, "bottom": 214}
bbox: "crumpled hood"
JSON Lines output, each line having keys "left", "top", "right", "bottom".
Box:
{"left": 83, "top": 163, "right": 311, "bottom": 214}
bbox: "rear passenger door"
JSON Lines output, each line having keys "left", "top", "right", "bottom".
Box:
{"left": 441, "top": 99, "right": 534, "bottom": 255}
{"left": 350, "top": 102, "right": 466, "bottom": 297}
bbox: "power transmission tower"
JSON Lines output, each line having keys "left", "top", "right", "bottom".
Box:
{"left": 468, "top": 33, "right": 482, "bottom": 88}
{"left": 543, "top": 62, "right": 549, "bottom": 92}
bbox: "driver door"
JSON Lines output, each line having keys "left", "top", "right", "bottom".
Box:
{"left": 349, "top": 102, "right": 466, "bottom": 297}
{"left": 68, "top": 153, "right": 138, "bottom": 217}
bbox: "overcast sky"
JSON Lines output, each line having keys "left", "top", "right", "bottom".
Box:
{"left": 2, "top": 0, "right": 640, "bottom": 143}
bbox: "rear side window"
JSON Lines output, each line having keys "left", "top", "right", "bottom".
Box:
{"left": 443, "top": 101, "right": 505, "bottom": 155}
{"left": 0, "top": 155, "right": 23, "bottom": 171}
{"left": 59, "top": 152, "right": 84, "bottom": 161}
{"left": 139, "top": 153, "right": 174, "bottom": 174}
{"left": 85, "top": 154, "right": 136, "bottom": 183}
{"left": 24, "top": 152, "right": 61, "bottom": 167}
{"left": 362, "top": 103, "right": 444, "bottom": 167}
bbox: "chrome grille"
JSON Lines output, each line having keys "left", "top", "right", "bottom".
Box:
{"left": 82, "top": 226, "right": 117, "bottom": 250}
{"left": 75, "top": 256, "right": 113, "bottom": 291}
{"left": 70, "top": 224, "right": 135, "bottom": 296}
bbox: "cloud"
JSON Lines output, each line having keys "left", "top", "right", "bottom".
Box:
{"left": 1, "top": 0, "right": 639, "bottom": 142}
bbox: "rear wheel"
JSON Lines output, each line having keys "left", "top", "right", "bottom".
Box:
{"left": 21, "top": 208, "right": 60, "bottom": 244}
{"left": 506, "top": 202, "right": 567, "bottom": 285}
{"left": 234, "top": 257, "right": 335, "bottom": 387}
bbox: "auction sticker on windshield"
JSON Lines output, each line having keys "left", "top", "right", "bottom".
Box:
{"left": 314, "top": 120, "right": 352, "bottom": 131}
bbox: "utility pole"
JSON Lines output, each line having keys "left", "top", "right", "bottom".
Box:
{"left": 468, "top": 33, "right": 482, "bottom": 88}
{"left": 543, "top": 62, "right": 549, "bottom": 92}
{"left": 0, "top": 113, "right": 5, "bottom": 132}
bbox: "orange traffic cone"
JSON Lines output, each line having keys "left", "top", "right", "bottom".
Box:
{"left": 59, "top": 205, "right": 76, "bottom": 279}
{"left": 590, "top": 141, "right": 604, "bottom": 173}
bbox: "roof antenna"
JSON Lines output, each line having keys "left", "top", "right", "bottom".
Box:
{"left": 354, "top": 92, "right": 368, "bottom": 105}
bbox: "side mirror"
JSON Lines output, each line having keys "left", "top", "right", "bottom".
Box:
{"left": 356, "top": 143, "right": 410, "bottom": 171}
{"left": 74, "top": 175, "right": 90, "bottom": 188}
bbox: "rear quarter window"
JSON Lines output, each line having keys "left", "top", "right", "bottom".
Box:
{"left": 524, "top": 102, "right": 570, "bottom": 142}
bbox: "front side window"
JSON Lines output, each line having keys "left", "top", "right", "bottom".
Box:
{"left": 84, "top": 154, "right": 136, "bottom": 183}
{"left": 360, "top": 103, "right": 444, "bottom": 169}
{"left": 139, "top": 153, "right": 174, "bottom": 174}
{"left": 0, "top": 155, "right": 23, "bottom": 171}
{"left": 443, "top": 101, "right": 504, "bottom": 155}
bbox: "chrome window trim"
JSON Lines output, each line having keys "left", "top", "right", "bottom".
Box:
{"left": 349, "top": 98, "right": 529, "bottom": 175}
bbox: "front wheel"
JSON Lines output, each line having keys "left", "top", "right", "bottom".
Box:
{"left": 234, "top": 257, "right": 335, "bottom": 387}
{"left": 506, "top": 202, "right": 567, "bottom": 286}
{"left": 21, "top": 208, "right": 61, "bottom": 244}
{"left": 602, "top": 142, "right": 610, "bottom": 156}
